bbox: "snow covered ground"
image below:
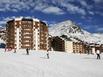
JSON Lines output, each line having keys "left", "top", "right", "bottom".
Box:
{"left": 0, "top": 49, "right": 103, "bottom": 77}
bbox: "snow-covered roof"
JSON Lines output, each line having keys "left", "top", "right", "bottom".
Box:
{"left": 14, "top": 17, "right": 40, "bottom": 22}
{"left": 33, "top": 18, "right": 40, "bottom": 22}
{"left": 15, "top": 17, "right": 23, "bottom": 21}
{"left": 70, "top": 38, "right": 79, "bottom": 42}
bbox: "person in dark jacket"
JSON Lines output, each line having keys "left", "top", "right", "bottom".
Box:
{"left": 26, "top": 48, "right": 29, "bottom": 55}
{"left": 14, "top": 48, "right": 16, "bottom": 53}
{"left": 47, "top": 49, "right": 49, "bottom": 59}
{"left": 96, "top": 49, "right": 101, "bottom": 59}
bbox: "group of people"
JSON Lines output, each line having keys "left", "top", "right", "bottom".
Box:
{"left": 12, "top": 48, "right": 50, "bottom": 59}
{"left": 12, "top": 47, "right": 101, "bottom": 60}
{"left": 26, "top": 48, "right": 50, "bottom": 59}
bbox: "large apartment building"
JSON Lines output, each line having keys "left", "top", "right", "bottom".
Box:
{"left": 6, "top": 17, "right": 48, "bottom": 50}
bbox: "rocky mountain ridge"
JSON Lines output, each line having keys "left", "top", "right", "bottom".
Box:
{"left": 49, "top": 20, "right": 103, "bottom": 44}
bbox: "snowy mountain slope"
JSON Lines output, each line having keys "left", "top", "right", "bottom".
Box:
{"left": 0, "top": 50, "right": 103, "bottom": 77}
{"left": 49, "top": 20, "right": 83, "bottom": 36}
{"left": 0, "top": 27, "right": 6, "bottom": 43}
{"left": 49, "top": 20, "right": 103, "bottom": 44}
{"left": 92, "top": 33, "right": 103, "bottom": 44}
{"left": 0, "top": 38, "right": 5, "bottom": 43}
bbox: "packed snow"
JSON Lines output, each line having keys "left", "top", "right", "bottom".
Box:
{"left": 0, "top": 49, "right": 103, "bottom": 77}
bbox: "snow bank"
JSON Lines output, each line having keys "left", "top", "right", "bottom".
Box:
{"left": 0, "top": 49, "right": 103, "bottom": 77}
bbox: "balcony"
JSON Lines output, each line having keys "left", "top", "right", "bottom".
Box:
{"left": 21, "top": 37, "right": 32, "bottom": 40}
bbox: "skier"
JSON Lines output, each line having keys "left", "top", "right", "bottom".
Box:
{"left": 5, "top": 47, "right": 7, "bottom": 52}
{"left": 14, "top": 48, "right": 16, "bottom": 53}
{"left": 79, "top": 51, "right": 82, "bottom": 54}
{"left": 46, "top": 49, "right": 49, "bottom": 59}
{"left": 96, "top": 49, "right": 101, "bottom": 59}
{"left": 26, "top": 48, "right": 29, "bottom": 55}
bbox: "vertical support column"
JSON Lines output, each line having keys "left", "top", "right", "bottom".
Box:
{"left": 33, "top": 27, "right": 35, "bottom": 50}
{"left": 92, "top": 47, "right": 95, "bottom": 54}
{"left": 16, "top": 28, "right": 19, "bottom": 50}
{"left": 33, "top": 21, "right": 35, "bottom": 50}
{"left": 35, "top": 29, "right": 38, "bottom": 51}
{"left": 47, "top": 33, "right": 49, "bottom": 50}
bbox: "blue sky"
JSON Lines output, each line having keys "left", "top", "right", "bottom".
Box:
{"left": 0, "top": 0, "right": 103, "bottom": 33}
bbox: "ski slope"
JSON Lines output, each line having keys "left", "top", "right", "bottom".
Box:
{"left": 0, "top": 49, "right": 103, "bottom": 77}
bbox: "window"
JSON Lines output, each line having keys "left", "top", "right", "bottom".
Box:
{"left": 15, "top": 22, "right": 17, "bottom": 25}
{"left": 19, "top": 22, "right": 21, "bottom": 24}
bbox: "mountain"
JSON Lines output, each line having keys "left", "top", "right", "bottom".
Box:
{"left": 0, "top": 20, "right": 103, "bottom": 44}
{"left": 0, "top": 26, "right": 6, "bottom": 43}
{"left": 49, "top": 20, "right": 83, "bottom": 36}
{"left": 49, "top": 20, "right": 103, "bottom": 44}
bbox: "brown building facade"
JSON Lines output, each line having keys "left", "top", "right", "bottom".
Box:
{"left": 50, "top": 36, "right": 85, "bottom": 53}
{"left": 51, "top": 36, "right": 65, "bottom": 51}
{"left": 6, "top": 17, "right": 48, "bottom": 50}
{"left": 72, "top": 42, "right": 85, "bottom": 53}
{"left": 65, "top": 39, "right": 86, "bottom": 53}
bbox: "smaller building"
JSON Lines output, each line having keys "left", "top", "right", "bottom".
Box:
{"left": 72, "top": 42, "right": 85, "bottom": 53}
{"left": 51, "top": 36, "right": 65, "bottom": 51}
{"left": 51, "top": 35, "right": 86, "bottom": 53}
{"left": 65, "top": 41, "right": 85, "bottom": 53}
{"left": 64, "top": 36, "right": 85, "bottom": 53}
{"left": 85, "top": 43, "right": 102, "bottom": 54}
{"left": 100, "top": 44, "right": 103, "bottom": 53}
{"left": 50, "top": 35, "right": 103, "bottom": 54}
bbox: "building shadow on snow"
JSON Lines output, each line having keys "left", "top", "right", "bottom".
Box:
{"left": 83, "top": 57, "right": 97, "bottom": 60}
